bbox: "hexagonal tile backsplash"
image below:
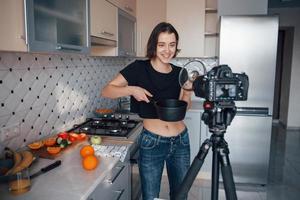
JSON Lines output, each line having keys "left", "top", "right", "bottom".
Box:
{"left": 0, "top": 51, "right": 217, "bottom": 152}
{"left": 0, "top": 51, "right": 134, "bottom": 151}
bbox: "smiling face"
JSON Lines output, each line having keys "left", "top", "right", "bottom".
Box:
{"left": 153, "top": 32, "right": 177, "bottom": 64}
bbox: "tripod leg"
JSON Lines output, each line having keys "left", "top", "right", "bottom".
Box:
{"left": 219, "top": 139, "right": 238, "bottom": 200}
{"left": 174, "top": 139, "right": 212, "bottom": 200}
{"left": 211, "top": 139, "right": 220, "bottom": 200}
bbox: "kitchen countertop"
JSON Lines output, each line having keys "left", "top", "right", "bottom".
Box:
{"left": 0, "top": 142, "right": 119, "bottom": 200}
{"left": 0, "top": 120, "right": 143, "bottom": 200}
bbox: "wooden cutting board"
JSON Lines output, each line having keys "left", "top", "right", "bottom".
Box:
{"left": 30, "top": 139, "right": 87, "bottom": 160}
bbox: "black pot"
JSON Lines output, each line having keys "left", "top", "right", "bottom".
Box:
{"left": 150, "top": 98, "right": 187, "bottom": 122}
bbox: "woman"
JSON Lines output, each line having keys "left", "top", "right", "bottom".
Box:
{"left": 101, "top": 22, "right": 192, "bottom": 200}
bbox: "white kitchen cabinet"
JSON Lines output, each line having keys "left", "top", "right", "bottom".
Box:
{"left": 0, "top": 0, "right": 89, "bottom": 54}
{"left": 88, "top": 162, "right": 130, "bottom": 200}
{"left": 184, "top": 111, "right": 202, "bottom": 164}
{"left": 204, "top": 0, "right": 219, "bottom": 57}
{"left": 136, "top": 0, "right": 166, "bottom": 57}
{"left": 118, "top": 9, "right": 136, "bottom": 57}
{"left": 90, "top": 0, "right": 118, "bottom": 56}
{"left": 0, "top": 0, "right": 27, "bottom": 52}
{"left": 107, "top": 0, "right": 136, "bottom": 17}
{"left": 166, "top": 0, "right": 205, "bottom": 57}
{"left": 136, "top": 0, "right": 219, "bottom": 58}
{"left": 26, "top": 0, "right": 90, "bottom": 54}
{"left": 91, "top": 0, "right": 117, "bottom": 41}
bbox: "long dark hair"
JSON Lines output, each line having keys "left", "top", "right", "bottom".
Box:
{"left": 146, "top": 22, "right": 180, "bottom": 59}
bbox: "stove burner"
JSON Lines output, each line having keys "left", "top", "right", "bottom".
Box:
{"left": 110, "top": 129, "right": 120, "bottom": 133}
{"left": 121, "top": 121, "right": 127, "bottom": 125}
{"left": 82, "top": 127, "right": 90, "bottom": 131}
{"left": 71, "top": 118, "right": 141, "bottom": 138}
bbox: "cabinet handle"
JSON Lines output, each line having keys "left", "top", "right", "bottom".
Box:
{"left": 56, "top": 45, "right": 82, "bottom": 51}
{"left": 101, "top": 31, "right": 114, "bottom": 37}
{"left": 113, "top": 189, "right": 125, "bottom": 200}
{"left": 106, "top": 165, "right": 125, "bottom": 184}
{"left": 124, "top": 5, "right": 133, "bottom": 12}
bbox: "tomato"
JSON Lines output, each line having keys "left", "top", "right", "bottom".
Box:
{"left": 78, "top": 133, "right": 87, "bottom": 141}
{"left": 69, "top": 133, "right": 79, "bottom": 142}
{"left": 57, "top": 132, "right": 69, "bottom": 140}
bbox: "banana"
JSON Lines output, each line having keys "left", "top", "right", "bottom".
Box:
{"left": 5, "top": 151, "right": 22, "bottom": 175}
{"left": 11, "top": 151, "right": 34, "bottom": 174}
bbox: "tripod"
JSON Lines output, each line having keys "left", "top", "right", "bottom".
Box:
{"left": 175, "top": 102, "right": 238, "bottom": 200}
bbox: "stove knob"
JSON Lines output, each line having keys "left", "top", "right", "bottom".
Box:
{"left": 111, "top": 114, "right": 115, "bottom": 118}
{"left": 125, "top": 115, "right": 130, "bottom": 120}
{"left": 118, "top": 115, "right": 122, "bottom": 119}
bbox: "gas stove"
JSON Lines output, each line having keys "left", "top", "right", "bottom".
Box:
{"left": 70, "top": 115, "right": 142, "bottom": 138}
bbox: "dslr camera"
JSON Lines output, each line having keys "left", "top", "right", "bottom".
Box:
{"left": 193, "top": 65, "right": 249, "bottom": 102}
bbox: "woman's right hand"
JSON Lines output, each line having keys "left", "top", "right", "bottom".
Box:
{"left": 129, "top": 86, "right": 153, "bottom": 103}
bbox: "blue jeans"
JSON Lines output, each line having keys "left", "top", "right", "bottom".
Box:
{"left": 138, "top": 128, "right": 190, "bottom": 200}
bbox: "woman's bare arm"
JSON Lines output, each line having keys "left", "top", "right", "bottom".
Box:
{"left": 179, "top": 88, "right": 192, "bottom": 110}
{"left": 101, "top": 73, "right": 152, "bottom": 102}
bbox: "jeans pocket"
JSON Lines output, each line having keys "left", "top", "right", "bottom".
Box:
{"left": 140, "top": 134, "right": 157, "bottom": 150}
{"left": 180, "top": 132, "right": 190, "bottom": 146}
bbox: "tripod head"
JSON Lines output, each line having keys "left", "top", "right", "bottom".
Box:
{"left": 201, "top": 101, "right": 237, "bottom": 135}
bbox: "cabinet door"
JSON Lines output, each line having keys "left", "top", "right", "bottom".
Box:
{"left": 184, "top": 111, "right": 201, "bottom": 164}
{"left": 91, "top": 0, "right": 117, "bottom": 41}
{"left": 123, "top": 0, "right": 136, "bottom": 16}
{"left": 107, "top": 0, "right": 136, "bottom": 16}
{"left": 26, "top": 0, "right": 90, "bottom": 53}
{"left": 0, "top": 0, "right": 27, "bottom": 52}
{"left": 118, "top": 10, "right": 136, "bottom": 56}
{"left": 166, "top": 0, "right": 205, "bottom": 57}
{"left": 92, "top": 163, "right": 130, "bottom": 200}
{"left": 136, "top": 0, "right": 166, "bottom": 57}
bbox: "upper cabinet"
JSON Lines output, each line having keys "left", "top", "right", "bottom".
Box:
{"left": 26, "top": 0, "right": 90, "bottom": 54}
{"left": 90, "top": 0, "right": 118, "bottom": 56}
{"left": 136, "top": 0, "right": 220, "bottom": 58}
{"left": 107, "top": 0, "right": 136, "bottom": 17}
{"left": 90, "top": 0, "right": 117, "bottom": 41}
{"left": 136, "top": 0, "right": 166, "bottom": 57}
{"left": 0, "top": 0, "right": 27, "bottom": 52}
{"left": 166, "top": 0, "right": 205, "bottom": 57}
{"left": 118, "top": 9, "right": 136, "bottom": 57}
{"left": 204, "top": 0, "right": 219, "bottom": 57}
{"left": 0, "top": 0, "right": 90, "bottom": 54}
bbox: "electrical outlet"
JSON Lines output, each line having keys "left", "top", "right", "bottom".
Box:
{"left": 0, "top": 123, "right": 20, "bottom": 143}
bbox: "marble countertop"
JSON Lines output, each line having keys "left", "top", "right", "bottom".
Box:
{"left": 0, "top": 141, "right": 120, "bottom": 200}
{"left": 0, "top": 122, "right": 143, "bottom": 200}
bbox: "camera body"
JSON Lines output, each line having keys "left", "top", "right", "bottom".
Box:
{"left": 193, "top": 65, "right": 249, "bottom": 102}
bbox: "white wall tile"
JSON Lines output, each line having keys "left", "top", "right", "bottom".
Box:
{"left": 0, "top": 51, "right": 130, "bottom": 150}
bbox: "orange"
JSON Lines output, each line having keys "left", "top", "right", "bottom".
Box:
{"left": 82, "top": 155, "right": 98, "bottom": 170}
{"left": 47, "top": 147, "right": 61, "bottom": 154}
{"left": 44, "top": 137, "right": 57, "bottom": 147}
{"left": 80, "top": 145, "right": 95, "bottom": 158}
{"left": 28, "top": 141, "right": 44, "bottom": 150}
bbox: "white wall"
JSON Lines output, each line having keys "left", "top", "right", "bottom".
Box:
{"left": 269, "top": 7, "right": 300, "bottom": 128}
{"left": 218, "top": 0, "right": 268, "bottom": 15}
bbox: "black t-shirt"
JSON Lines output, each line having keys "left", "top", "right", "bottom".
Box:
{"left": 120, "top": 59, "right": 182, "bottom": 119}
